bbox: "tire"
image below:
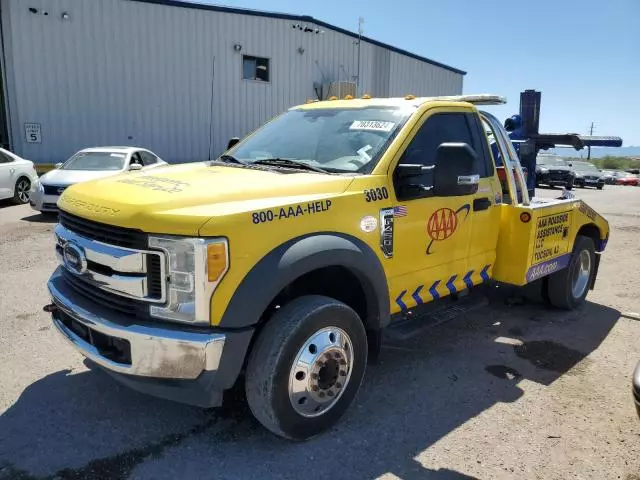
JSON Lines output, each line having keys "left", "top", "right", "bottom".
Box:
{"left": 547, "top": 235, "right": 595, "bottom": 310}
{"left": 13, "top": 177, "right": 31, "bottom": 204}
{"left": 565, "top": 179, "right": 574, "bottom": 191}
{"left": 245, "top": 295, "right": 367, "bottom": 441}
{"left": 597, "top": 184, "right": 604, "bottom": 190}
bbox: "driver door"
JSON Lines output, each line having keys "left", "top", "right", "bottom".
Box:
{"left": 387, "top": 107, "right": 482, "bottom": 314}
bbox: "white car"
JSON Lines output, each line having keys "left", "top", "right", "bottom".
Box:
{"left": 30, "top": 147, "right": 167, "bottom": 213}
{"left": 0, "top": 147, "right": 38, "bottom": 204}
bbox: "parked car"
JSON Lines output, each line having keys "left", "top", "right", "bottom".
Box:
{"left": 30, "top": 147, "right": 167, "bottom": 213}
{"left": 536, "top": 154, "right": 575, "bottom": 189}
{"left": 614, "top": 171, "right": 640, "bottom": 186}
{"left": 571, "top": 161, "right": 605, "bottom": 189}
{"left": 0, "top": 147, "right": 38, "bottom": 204}
{"left": 601, "top": 170, "right": 618, "bottom": 185}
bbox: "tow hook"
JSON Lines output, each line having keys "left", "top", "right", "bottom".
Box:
{"left": 43, "top": 303, "right": 58, "bottom": 313}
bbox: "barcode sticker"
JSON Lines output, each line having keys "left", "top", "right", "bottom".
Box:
{"left": 350, "top": 120, "right": 395, "bottom": 132}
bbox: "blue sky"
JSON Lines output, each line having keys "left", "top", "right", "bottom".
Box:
{"left": 200, "top": 0, "right": 639, "bottom": 145}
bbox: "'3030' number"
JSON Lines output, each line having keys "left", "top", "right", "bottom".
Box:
{"left": 364, "top": 187, "right": 389, "bottom": 202}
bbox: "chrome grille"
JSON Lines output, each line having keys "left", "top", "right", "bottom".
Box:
{"left": 55, "top": 217, "right": 166, "bottom": 316}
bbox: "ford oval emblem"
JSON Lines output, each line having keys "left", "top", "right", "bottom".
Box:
{"left": 63, "top": 243, "right": 87, "bottom": 274}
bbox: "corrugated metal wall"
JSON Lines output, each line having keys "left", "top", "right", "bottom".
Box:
{"left": 0, "top": 0, "right": 463, "bottom": 164}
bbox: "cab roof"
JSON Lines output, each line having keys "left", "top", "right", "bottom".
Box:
{"left": 292, "top": 94, "right": 507, "bottom": 110}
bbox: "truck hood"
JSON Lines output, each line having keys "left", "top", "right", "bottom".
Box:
{"left": 41, "top": 168, "right": 124, "bottom": 186}
{"left": 58, "top": 162, "right": 354, "bottom": 235}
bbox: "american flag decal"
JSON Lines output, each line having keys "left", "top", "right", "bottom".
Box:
{"left": 393, "top": 205, "right": 407, "bottom": 217}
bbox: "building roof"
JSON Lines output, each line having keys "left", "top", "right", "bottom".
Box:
{"left": 132, "top": 0, "right": 466, "bottom": 75}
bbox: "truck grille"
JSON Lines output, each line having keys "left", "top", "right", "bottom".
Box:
{"left": 59, "top": 210, "right": 148, "bottom": 250}
{"left": 56, "top": 211, "right": 166, "bottom": 319}
{"left": 62, "top": 269, "right": 148, "bottom": 317}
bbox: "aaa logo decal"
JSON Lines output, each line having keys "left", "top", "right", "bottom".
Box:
{"left": 427, "top": 208, "right": 458, "bottom": 240}
{"left": 426, "top": 204, "right": 470, "bottom": 255}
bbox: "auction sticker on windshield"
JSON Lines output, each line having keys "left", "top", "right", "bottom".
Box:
{"left": 350, "top": 120, "right": 395, "bottom": 132}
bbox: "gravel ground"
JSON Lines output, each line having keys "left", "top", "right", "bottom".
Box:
{"left": 0, "top": 186, "right": 638, "bottom": 480}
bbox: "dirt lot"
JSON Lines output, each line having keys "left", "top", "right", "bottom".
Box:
{"left": 0, "top": 187, "right": 638, "bottom": 480}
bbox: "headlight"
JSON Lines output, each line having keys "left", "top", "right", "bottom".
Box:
{"left": 539, "top": 167, "right": 548, "bottom": 174}
{"left": 148, "top": 236, "right": 229, "bottom": 325}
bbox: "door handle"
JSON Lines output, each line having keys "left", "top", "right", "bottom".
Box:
{"left": 473, "top": 197, "right": 492, "bottom": 211}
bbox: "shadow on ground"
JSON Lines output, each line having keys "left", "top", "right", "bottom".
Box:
{"left": 20, "top": 212, "right": 57, "bottom": 224}
{"left": 0, "top": 291, "right": 620, "bottom": 480}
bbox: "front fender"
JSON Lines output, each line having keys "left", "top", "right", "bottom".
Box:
{"left": 217, "top": 233, "right": 390, "bottom": 330}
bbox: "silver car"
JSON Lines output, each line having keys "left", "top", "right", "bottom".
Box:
{"left": 30, "top": 147, "right": 167, "bottom": 212}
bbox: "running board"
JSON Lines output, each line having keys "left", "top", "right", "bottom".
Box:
{"left": 385, "top": 292, "right": 489, "bottom": 341}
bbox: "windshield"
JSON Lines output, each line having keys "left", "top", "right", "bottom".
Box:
{"left": 63, "top": 152, "right": 126, "bottom": 171}
{"left": 572, "top": 162, "right": 599, "bottom": 172}
{"left": 226, "top": 107, "right": 412, "bottom": 173}
{"left": 537, "top": 156, "right": 567, "bottom": 167}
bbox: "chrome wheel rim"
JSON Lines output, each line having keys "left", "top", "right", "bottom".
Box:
{"left": 17, "top": 180, "right": 30, "bottom": 203}
{"left": 288, "top": 327, "right": 354, "bottom": 418}
{"left": 571, "top": 249, "right": 591, "bottom": 299}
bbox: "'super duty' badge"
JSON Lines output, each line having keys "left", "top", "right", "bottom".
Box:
{"left": 379, "top": 208, "right": 394, "bottom": 258}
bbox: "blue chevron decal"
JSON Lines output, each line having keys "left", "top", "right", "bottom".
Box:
{"left": 480, "top": 265, "right": 491, "bottom": 282}
{"left": 429, "top": 280, "right": 440, "bottom": 300}
{"left": 446, "top": 275, "right": 457, "bottom": 295}
{"left": 396, "top": 290, "right": 408, "bottom": 312}
{"left": 412, "top": 285, "right": 424, "bottom": 306}
{"left": 463, "top": 270, "right": 474, "bottom": 290}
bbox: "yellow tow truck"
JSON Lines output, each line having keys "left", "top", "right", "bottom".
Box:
{"left": 47, "top": 95, "right": 609, "bottom": 440}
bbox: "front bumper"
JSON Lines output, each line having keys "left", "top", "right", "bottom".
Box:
{"left": 29, "top": 189, "right": 61, "bottom": 212}
{"left": 633, "top": 361, "right": 640, "bottom": 418}
{"left": 47, "top": 266, "right": 252, "bottom": 407}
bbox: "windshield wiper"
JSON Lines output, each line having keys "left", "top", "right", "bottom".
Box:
{"left": 251, "top": 158, "right": 330, "bottom": 174}
{"left": 218, "top": 154, "right": 247, "bottom": 165}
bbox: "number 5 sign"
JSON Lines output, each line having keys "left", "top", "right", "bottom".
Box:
{"left": 24, "top": 123, "right": 42, "bottom": 143}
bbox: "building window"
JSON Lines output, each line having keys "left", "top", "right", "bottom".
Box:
{"left": 242, "top": 55, "right": 269, "bottom": 82}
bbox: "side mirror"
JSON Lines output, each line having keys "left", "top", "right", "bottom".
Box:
{"left": 129, "top": 163, "right": 143, "bottom": 171}
{"left": 55, "top": 162, "right": 63, "bottom": 169}
{"left": 227, "top": 137, "right": 240, "bottom": 150}
{"left": 433, "top": 143, "right": 480, "bottom": 197}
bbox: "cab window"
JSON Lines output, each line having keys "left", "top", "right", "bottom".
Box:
{"left": 400, "top": 112, "right": 489, "bottom": 177}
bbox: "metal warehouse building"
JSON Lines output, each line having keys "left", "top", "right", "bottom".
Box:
{"left": 0, "top": 0, "right": 465, "bottom": 166}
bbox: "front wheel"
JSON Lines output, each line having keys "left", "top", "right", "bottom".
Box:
{"left": 547, "top": 235, "right": 595, "bottom": 310}
{"left": 245, "top": 295, "right": 367, "bottom": 440}
{"left": 597, "top": 184, "right": 604, "bottom": 190}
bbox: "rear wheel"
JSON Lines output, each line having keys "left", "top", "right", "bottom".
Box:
{"left": 245, "top": 295, "right": 367, "bottom": 440}
{"left": 547, "top": 235, "right": 595, "bottom": 310}
{"left": 13, "top": 177, "right": 31, "bottom": 204}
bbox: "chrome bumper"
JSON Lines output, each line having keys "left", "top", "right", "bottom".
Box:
{"left": 48, "top": 266, "right": 225, "bottom": 380}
